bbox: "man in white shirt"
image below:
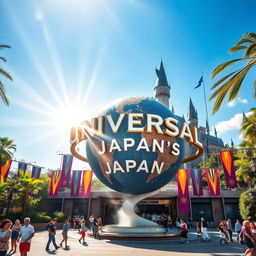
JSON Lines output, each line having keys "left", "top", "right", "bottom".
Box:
{"left": 17, "top": 217, "right": 35, "bottom": 256}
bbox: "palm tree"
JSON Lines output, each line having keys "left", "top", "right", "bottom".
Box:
{"left": 0, "top": 44, "right": 13, "bottom": 105}
{"left": 0, "top": 137, "right": 16, "bottom": 168}
{"left": 240, "top": 108, "right": 256, "bottom": 143}
{"left": 210, "top": 33, "right": 256, "bottom": 114}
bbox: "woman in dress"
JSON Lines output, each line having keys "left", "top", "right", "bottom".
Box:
{"left": 10, "top": 219, "right": 21, "bottom": 253}
{"left": 0, "top": 219, "right": 12, "bottom": 256}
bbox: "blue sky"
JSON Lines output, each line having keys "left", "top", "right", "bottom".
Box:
{"left": 0, "top": 0, "right": 255, "bottom": 171}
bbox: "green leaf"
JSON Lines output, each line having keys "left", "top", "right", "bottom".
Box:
{"left": 229, "top": 45, "right": 247, "bottom": 54}
{"left": 210, "top": 71, "right": 237, "bottom": 90}
{"left": 211, "top": 58, "right": 245, "bottom": 78}
{"left": 0, "top": 68, "right": 13, "bottom": 81}
{"left": 0, "top": 57, "right": 6, "bottom": 62}
{"left": 0, "top": 81, "right": 9, "bottom": 105}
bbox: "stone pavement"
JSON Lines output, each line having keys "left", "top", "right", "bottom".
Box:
{"left": 13, "top": 228, "right": 247, "bottom": 256}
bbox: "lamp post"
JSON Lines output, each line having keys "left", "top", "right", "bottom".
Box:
{"left": 5, "top": 175, "right": 18, "bottom": 217}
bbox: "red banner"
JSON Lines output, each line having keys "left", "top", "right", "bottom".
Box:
{"left": 0, "top": 160, "right": 12, "bottom": 183}
{"left": 176, "top": 169, "right": 190, "bottom": 213}
{"left": 205, "top": 168, "right": 220, "bottom": 196}
{"left": 219, "top": 151, "right": 237, "bottom": 189}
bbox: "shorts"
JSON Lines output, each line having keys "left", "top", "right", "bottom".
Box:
{"left": 19, "top": 242, "right": 31, "bottom": 252}
{"left": 180, "top": 231, "right": 188, "bottom": 238}
{"left": 243, "top": 239, "right": 254, "bottom": 249}
{"left": 81, "top": 231, "right": 86, "bottom": 237}
{"left": 11, "top": 231, "right": 19, "bottom": 240}
{"left": 62, "top": 232, "right": 68, "bottom": 239}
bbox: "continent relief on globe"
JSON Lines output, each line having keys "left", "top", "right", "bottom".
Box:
{"left": 90, "top": 127, "right": 178, "bottom": 184}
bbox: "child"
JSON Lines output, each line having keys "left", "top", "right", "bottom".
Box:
{"left": 79, "top": 220, "right": 87, "bottom": 244}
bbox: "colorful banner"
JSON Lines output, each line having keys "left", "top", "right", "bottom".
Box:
{"left": 49, "top": 170, "right": 62, "bottom": 197}
{"left": 71, "top": 170, "right": 82, "bottom": 197}
{"left": 205, "top": 168, "right": 220, "bottom": 196}
{"left": 219, "top": 151, "right": 238, "bottom": 189}
{"left": 18, "top": 162, "right": 28, "bottom": 176}
{"left": 190, "top": 169, "right": 203, "bottom": 196}
{"left": 31, "top": 166, "right": 42, "bottom": 179}
{"left": 60, "top": 154, "right": 73, "bottom": 187}
{"left": 81, "top": 170, "right": 93, "bottom": 197}
{"left": 176, "top": 169, "right": 190, "bottom": 213}
{"left": 0, "top": 160, "right": 12, "bottom": 183}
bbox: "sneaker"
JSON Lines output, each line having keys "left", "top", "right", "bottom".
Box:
{"left": 55, "top": 246, "right": 60, "bottom": 250}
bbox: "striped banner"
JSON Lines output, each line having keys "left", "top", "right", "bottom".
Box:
{"left": 0, "top": 160, "right": 12, "bottom": 183}
{"left": 71, "top": 170, "right": 82, "bottom": 197}
{"left": 60, "top": 155, "right": 73, "bottom": 187}
{"left": 18, "top": 162, "right": 28, "bottom": 176}
{"left": 205, "top": 168, "right": 220, "bottom": 196}
{"left": 49, "top": 170, "right": 62, "bottom": 197}
{"left": 190, "top": 169, "right": 203, "bottom": 196}
{"left": 176, "top": 169, "right": 190, "bottom": 213}
{"left": 31, "top": 166, "right": 42, "bottom": 179}
{"left": 219, "top": 151, "right": 238, "bottom": 189}
{"left": 81, "top": 170, "right": 93, "bottom": 197}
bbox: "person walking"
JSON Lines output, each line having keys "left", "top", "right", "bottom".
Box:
{"left": 92, "top": 218, "right": 99, "bottom": 239}
{"left": 18, "top": 217, "right": 35, "bottom": 256}
{"left": 45, "top": 218, "right": 60, "bottom": 252}
{"left": 179, "top": 220, "right": 189, "bottom": 243}
{"left": 73, "top": 216, "right": 77, "bottom": 230}
{"left": 196, "top": 222, "right": 201, "bottom": 241}
{"left": 235, "top": 219, "right": 242, "bottom": 241}
{"left": 201, "top": 217, "right": 210, "bottom": 241}
{"left": 10, "top": 219, "right": 21, "bottom": 254}
{"left": 88, "top": 215, "right": 94, "bottom": 232}
{"left": 59, "top": 220, "right": 69, "bottom": 249}
{"left": 240, "top": 220, "right": 255, "bottom": 256}
{"left": 79, "top": 220, "right": 87, "bottom": 244}
{"left": 226, "top": 218, "right": 233, "bottom": 242}
{"left": 0, "top": 219, "right": 12, "bottom": 256}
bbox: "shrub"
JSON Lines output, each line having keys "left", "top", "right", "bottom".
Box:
{"left": 30, "top": 212, "right": 51, "bottom": 223}
{"left": 54, "top": 211, "right": 65, "bottom": 222}
{"left": 239, "top": 190, "right": 256, "bottom": 221}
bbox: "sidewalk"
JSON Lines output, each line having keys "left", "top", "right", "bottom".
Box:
{"left": 21, "top": 228, "right": 246, "bottom": 256}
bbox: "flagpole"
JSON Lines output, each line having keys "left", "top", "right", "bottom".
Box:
{"left": 202, "top": 71, "right": 209, "bottom": 124}
{"left": 201, "top": 71, "right": 209, "bottom": 125}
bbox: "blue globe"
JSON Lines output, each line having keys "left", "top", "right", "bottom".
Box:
{"left": 86, "top": 96, "right": 184, "bottom": 194}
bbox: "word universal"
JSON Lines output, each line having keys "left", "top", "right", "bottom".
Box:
{"left": 70, "top": 113, "right": 204, "bottom": 165}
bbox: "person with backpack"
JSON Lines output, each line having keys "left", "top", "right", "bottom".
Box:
{"left": 45, "top": 218, "right": 60, "bottom": 252}
{"left": 180, "top": 219, "right": 189, "bottom": 243}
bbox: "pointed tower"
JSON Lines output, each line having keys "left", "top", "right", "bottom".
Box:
{"left": 154, "top": 60, "right": 170, "bottom": 108}
{"left": 214, "top": 126, "right": 217, "bottom": 137}
{"left": 187, "top": 98, "right": 198, "bottom": 127}
{"left": 172, "top": 105, "right": 175, "bottom": 113}
{"left": 231, "top": 139, "right": 234, "bottom": 147}
{"left": 242, "top": 112, "right": 247, "bottom": 121}
{"left": 206, "top": 119, "right": 210, "bottom": 135}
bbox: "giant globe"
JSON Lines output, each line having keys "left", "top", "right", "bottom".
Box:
{"left": 86, "top": 96, "right": 184, "bottom": 194}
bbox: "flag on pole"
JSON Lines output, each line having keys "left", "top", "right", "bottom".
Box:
{"left": 18, "top": 162, "right": 28, "bottom": 176}
{"left": 176, "top": 169, "right": 190, "bottom": 213}
{"left": 81, "top": 170, "right": 93, "bottom": 197}
{"left": 190, "top": 169, "right": 203, "bottom": 196}
{"left": 49, "top": 170, "right": 62, "bottom": 197}
{"left": 219, "top": 151, "right": 238, "bottom": 189}
{"left": 71, "top": 170, "right": 82, "bottom": 197}
{"left": 31, "top": 166, "right": 42, "bottom": 179}
{"left": 0, "top": 160, "right": 12, "bottom": 183}
{"left": 205, "top": 168, "right": 220, "bottom": 196}
{"left": 60, "top": 154, "right": 73, "bottom": 187}
{"left": 194, "top": 75, "right": 203, "bottom": 89}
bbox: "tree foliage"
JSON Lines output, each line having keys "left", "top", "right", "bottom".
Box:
{"left": 210, "top": 33, "right": 256, "bottom": 114}
{"left": 239, "top": 190, "right": 256, "bottom": 221}
{"left": 0, "top": 137, "right": 16, "bottom": 168}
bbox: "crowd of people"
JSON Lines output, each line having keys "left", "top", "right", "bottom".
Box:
{"left": 1, "top": 214, "right": 256, "bottom": 256}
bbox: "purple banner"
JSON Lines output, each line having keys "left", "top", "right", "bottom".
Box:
{"left": 31, "top": 166, "right": 42, "bottom": 179}
{"left": 205, "top": 168, "right": 220, "bottom": 196}
{"left": 71, "top": 170, "right": 82, "bottom": 197}
{"left": 60, "top": 154, "right": 73, "bottom": 187}
{"left": 190, "top": 169, "right": 203, "bottom": 196}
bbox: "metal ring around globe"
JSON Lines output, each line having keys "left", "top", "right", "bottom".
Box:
{"left": 70, "top": 140, "right": 88, "bottom": 163}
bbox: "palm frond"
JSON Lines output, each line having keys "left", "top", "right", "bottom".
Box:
{"left": 0, "top": 68, "right": 13, "bottom": 81}
{"left": 254, "top": 80, "right": 256, "bottom": 99}
{"left": 211, "top": 58, "right": 244, "bottom": 78}
{"left": 0, "top": 45, "right": 11, "bottom": 49}
{"left": 236, "top": 38, "right": 254, "bottom": 46}
{"left": 229, "top": 45, "right": 247, "bottom": 54}
{"left": 0, "top": 81, "right": 9, "bottom": 105}
{"left": 244, "top": 43, "right": 256, "bottom": 58}
{"left": 0, "top": 57, "right": 6, "bottom": 62}
{"left": 210, "top": 71, "right": 237, "bottom": 90}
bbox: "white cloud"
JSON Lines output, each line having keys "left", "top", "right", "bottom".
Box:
{"left": 214, "top": 111, "right": 252, "bottom": 135}
{"left": 35, "top": 10, "right": 43, "bottom": 21}
{"left": 227, "top": 97, "right": 248, "bottom": 107}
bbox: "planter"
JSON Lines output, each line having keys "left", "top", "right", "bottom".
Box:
{"left": 32, "top": 223, "right": 63, "bottom": 231}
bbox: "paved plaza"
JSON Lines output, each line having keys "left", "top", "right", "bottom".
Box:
{"left": 21, "top": 228, "right": 246, "bottom": 256}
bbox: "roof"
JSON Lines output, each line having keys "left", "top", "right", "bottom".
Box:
{"left": 155, "top": 60, "right": 169, "bottom": 88}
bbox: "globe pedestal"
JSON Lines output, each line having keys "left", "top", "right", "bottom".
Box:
{"left": 97, "top": 190, "right": 179, "bottom": 240}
